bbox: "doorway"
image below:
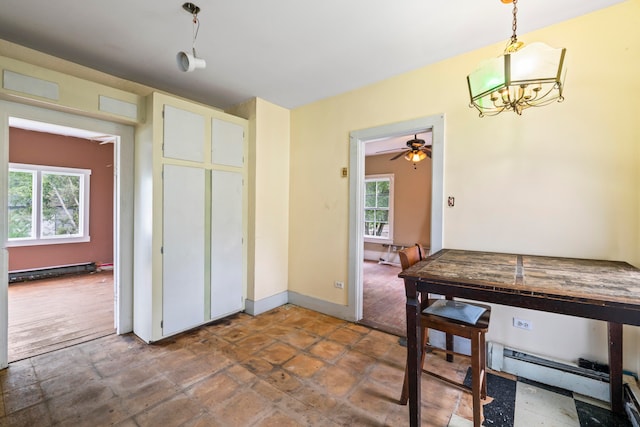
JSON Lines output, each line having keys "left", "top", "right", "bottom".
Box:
{"left": 347, "top": 114, "right": 445, "bottom": 324}
{"left": 0, "top": 101, "right": 135, "bottom": 368}
{"left": 359, "top": 130, "right": 433, "bottom": 336}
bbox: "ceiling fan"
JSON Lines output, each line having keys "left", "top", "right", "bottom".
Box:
{"left": 389, "top": 135, "right": 432, "bottom": 162}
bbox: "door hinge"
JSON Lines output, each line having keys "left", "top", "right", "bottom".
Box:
{"left": 160, "top": 246, "right": 163, "bottom": 254}
{"left": 160, "top": 320, "right": 163, "bottom": 328}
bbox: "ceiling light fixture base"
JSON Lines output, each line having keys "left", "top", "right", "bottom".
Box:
{"left": 182, "top": 2, "right": 200, "bottom": 15}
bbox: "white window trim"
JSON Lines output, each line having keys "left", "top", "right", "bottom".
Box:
{"left": 8, "top": 163, "right": 91, "bottom": 247}
{"left": 364, "top": 173, "right": 394, "bottom": 244}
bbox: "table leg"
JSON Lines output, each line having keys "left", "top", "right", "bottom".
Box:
{"left": 608, "top": 322, "right": 623, "bottom": 414}
{"left": 405, "top": 279, "right": 422, "bottom": 427}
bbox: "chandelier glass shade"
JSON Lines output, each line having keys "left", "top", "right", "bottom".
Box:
{"left": 467, "top": 0, "right": 567, "bottom": 117}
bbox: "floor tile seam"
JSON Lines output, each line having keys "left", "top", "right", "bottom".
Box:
{"left": 0, "top": 372, "right": 39, "bottom": 392}
{"left": 196, "top": 383, "right": 289, "bottom": 426}
{"left": 1, "top": 379, "right": 47, "bottom": 416}
{"left": 128, "top": 389, "right": 199, "bottom": 424}
{"left": 272, "top": 333, "right": 354, "bottom": 353}
{"left": 308, "top": 363, "right": 373, "bottom": 402}
{"left": 263, "top": 379, "right": 335, "bottom": 423}
{"left": 328, "top": 400, "right": 389, "bottom": 426}
{"left": 99, "top": 371, "right": 174, "bottom": 402}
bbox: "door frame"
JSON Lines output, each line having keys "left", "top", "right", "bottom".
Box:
{"left": 347, "top": 114, "right": 445, "bottom": 321}
{"left": 0, "top": 100, "right": 134, "bottom": 368}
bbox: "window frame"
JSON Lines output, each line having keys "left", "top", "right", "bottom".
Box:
{"left": 8, "top": 163, "right": 91, "bottom": 247}
{"left": 363, "top": 173, "right": 394, "bottom": 244}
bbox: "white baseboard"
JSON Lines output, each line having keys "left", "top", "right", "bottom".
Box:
{"left": 287, "top": 291, "right": 355, "bottom": 321}
{"left": 244, "top": 291, "right": 289, "bottom": 316}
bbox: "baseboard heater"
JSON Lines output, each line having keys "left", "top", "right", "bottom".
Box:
{"left": 9, "top": 262, "right": 97, "bottom": 283}
{"left": 488, "top": 342, "right": 639, "bottom": 405}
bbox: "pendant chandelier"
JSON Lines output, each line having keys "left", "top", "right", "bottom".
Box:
{"left": 467, "top": 0, "right": 567, "bottom": 117}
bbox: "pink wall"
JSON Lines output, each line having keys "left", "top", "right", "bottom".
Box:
{"left": 365, "top": 152, "right": 432, "bottom": 251}
{"left": 8, "top": 128, "right": 114, "bottom": 271}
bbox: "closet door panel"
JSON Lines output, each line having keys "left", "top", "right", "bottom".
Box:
{"left": 211, "top": 170, "right": 243, "bottom": 318}
{"left": 211, "top": 118, "right": 243, "bottom": 167}
{"left": 163, "top": 105, "right": 205, "bottom": 162}
{"left": 162, "top": 164, "right": 205, "bottom": 335}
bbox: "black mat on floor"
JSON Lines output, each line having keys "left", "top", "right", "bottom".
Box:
{"left": 575, "top": 399, "right": 632, "bottom": 427}
{"left": 463, "top": 369, "right": 632, "bottom": 427}
{"left": 463, "top": 369, "right": 516, "bottom": 427}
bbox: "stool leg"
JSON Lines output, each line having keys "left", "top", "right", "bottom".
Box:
{"left": 471, "top": 332, "right": 482, "bottom": 427}
{"left": 446, "top": 332, "right": 454, "bottom": 363}
{"left": 480, "top": 331, "right": 487, "bottom": 399}
{"left": 445, "top": 296, "right": 454, "bottom": 362}
{"left": 400, "top": 325, "right": 429, "bottom": 405}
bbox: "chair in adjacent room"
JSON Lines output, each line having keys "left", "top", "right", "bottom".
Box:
{"left": 398, "top": 245, "right": 491, "bottom": 427}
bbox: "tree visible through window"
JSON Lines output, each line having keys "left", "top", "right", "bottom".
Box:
{"left": 8, "top": 163, "right": 91, "bottom": 245}
{"left": 364, "top": 174, "right": 394, "bottom": 242}
{"left": 41, "top": 172, "right": 81, "bottom": 237}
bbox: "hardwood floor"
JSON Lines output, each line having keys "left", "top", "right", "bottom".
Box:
{"left": 360, "top": 260, "right": 406, "bottom": 337}
{"left": 7, "top": 270, "right": 115, "bottom": 362}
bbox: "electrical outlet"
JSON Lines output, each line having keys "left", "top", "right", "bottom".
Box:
{"left": 334, "top": 281, "right": 344, "bottom": 289}
{"left": 513, "top": 317, "right": 532, "bottom": 330}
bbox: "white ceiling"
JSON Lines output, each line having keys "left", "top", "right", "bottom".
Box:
{"left": 0, "top": 0, "right": 625, "bottom": 110}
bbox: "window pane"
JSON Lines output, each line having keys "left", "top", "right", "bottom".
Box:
{"left": 375, "top": 210, "right": 388, "bottom": 222}
{"left": 41, "top": 173, "right": 81, "bottom": 237}
{"left": 364, "top": 221, "right": 375, "bottom": 236}
{"left": 365, "top": 194, "right": 376, "bottom": 208}
{"left": 365, "top": 181, "right": 376, "bottom": 194}
{"left": 363, "top": 176, "right": 393, "bottom": 241}
{"left": 8, "top": 170, "right": 34, "bottom": 239}
{"left": 364, "top": 209, "right": 375, "bottom": 221}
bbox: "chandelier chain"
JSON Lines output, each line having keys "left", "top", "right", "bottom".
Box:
{"left": 511, "top": 0, "right": 518, "bottom": 44}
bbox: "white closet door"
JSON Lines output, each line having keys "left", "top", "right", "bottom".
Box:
{"left": 211, "top": 118, "right": 243, "bottom": 167}
{"left": 211, "top": 170, "right": 243, "bottom": 318}
{"left": 163, "top": 105, "right": 205, "bottom": 162}
{"left": 163, "top": 164, "right": 205, "bottom": 335}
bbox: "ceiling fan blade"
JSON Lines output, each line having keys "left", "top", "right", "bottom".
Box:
{"left": 389, "top": 150, "right": 408, "bottom": 161}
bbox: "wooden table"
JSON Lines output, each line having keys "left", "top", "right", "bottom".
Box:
{"left": 400, "top": 249, "right": 640, "bottom": 427}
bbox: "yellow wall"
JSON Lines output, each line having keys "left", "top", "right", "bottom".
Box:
{"left": 227, "top": 98, "right": 290, "bottom": 303}
{"left": 289, "top": 1, "right": 640, "bottom": 368}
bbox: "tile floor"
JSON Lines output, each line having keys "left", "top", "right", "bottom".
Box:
{"left": 0, "top": 304, "right": 632, "bottom": 426}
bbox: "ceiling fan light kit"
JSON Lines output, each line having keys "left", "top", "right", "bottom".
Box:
{"left": 405, "top": 150, "right": 427, "bottom": 163}
{"left": 177, "top": 2, "right": 207, "bottom": 72}
{"left": 467, "top": 0, "right": 566, "bottom": 117}
{"left": 389, "top": 134, "right": 431, "bottom": 167}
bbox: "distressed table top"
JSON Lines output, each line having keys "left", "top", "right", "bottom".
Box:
{"left": 400, "top": 249, "right": 640, "bottom": 306}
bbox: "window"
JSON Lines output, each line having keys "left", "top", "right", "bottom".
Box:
{"left": 8, "top": 163, "right": 91, "bottom": 246}
{"left": 364, "top": 174, "right": 394, "bottom": 243}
